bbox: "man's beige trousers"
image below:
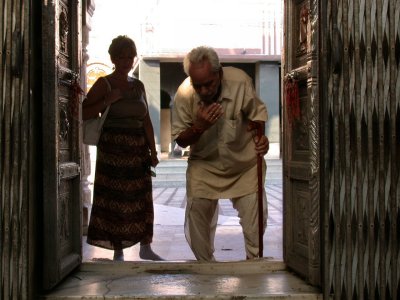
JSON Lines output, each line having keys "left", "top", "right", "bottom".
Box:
{"left": 184, "top": 191, "right": 268, "bottom": 261}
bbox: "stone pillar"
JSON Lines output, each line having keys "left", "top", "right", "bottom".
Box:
{"left": 139, "top": 59, "right": 161, "bottom": 156}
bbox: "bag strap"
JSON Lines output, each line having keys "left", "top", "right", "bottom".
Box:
{"left": 102, "top": 76, "right": 112, "bottom": 92}
{"left": 101, "top": 77, "right": 111, "bottom": 119}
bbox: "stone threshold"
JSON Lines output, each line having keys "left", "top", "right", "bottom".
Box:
{"left": 42, "top": 259, "right": 323, "bottom": 299}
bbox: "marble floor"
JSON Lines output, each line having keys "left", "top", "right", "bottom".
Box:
{"left": 82, "top": 186, "right": 284, "bottom": 262}
{"left": 83, "top": 151, "right": 284, "bottom": 262}
{"left": 42, "top": 260, "right": 323, "bottom": 299}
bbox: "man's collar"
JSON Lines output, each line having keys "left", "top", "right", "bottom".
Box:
{"left": 218, "top": 77, "right": 234, "bottom": 102}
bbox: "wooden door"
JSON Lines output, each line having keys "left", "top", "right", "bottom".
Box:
{"left": 282, "top": 0, "right": 321, "bottom": 285}
{"left": 321, "top": 0, "right": 400, "bottom": 298}
{"left": 41, "top": 0, "right": 83, "bottom": 290}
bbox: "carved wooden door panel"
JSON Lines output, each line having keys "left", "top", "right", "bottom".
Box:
{"left": 42, "top": 0, "right": 82, "bottom": 290}
{"left": 282, "top": 0, "right": 321, "bottom": 285}
{"left": 321, "top": 1, "right": 400, "bottom": 298}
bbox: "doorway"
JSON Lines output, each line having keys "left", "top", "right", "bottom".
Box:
{"left": 81, "top": 0, "right": 284, "bottom": 263}
{"left": 36, "top": 1, "right": 324, "bottom": 296}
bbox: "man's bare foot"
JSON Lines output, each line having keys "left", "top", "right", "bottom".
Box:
{"left": 139, "top": 244, "right": 164, "bottom": 261}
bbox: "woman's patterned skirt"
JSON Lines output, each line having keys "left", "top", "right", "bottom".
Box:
{"left": 87, "top": 127, "right": 154, "bottom": 250}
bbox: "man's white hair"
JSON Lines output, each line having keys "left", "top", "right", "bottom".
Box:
{"left": 183, "top": 46, "right": 221, "bottom": 75}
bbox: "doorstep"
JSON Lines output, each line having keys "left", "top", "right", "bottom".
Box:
{"left": 41, "top": 259, "right": 323, "bottom": 299}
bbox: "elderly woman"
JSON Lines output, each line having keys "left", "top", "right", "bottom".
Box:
{"left": 83, "top": 35, "right": 163, "bottom": 261}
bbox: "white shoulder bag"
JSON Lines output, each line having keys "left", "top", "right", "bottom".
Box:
{"left": 82, "top": 77, "right": 111, "bottom": 145}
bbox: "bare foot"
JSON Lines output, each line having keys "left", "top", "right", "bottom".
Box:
{"left": 113, "top": 249, "right": 124, "bottom": 261}
{"left": 139, "top": 244, "right": 164, "bottom": 261}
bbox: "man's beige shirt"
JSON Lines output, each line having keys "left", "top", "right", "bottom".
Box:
{"left": 172, "top": 67, "right": 268, "bottom": 199}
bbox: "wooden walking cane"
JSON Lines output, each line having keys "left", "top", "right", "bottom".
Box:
{"left": 250, "top": 121, "right": 264, "bottom": 258}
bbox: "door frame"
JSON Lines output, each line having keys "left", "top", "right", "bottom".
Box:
{"left": 41, "top": 0, "right": 83, "bottom": 290}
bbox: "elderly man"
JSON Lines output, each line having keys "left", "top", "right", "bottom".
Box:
{"left": 171, "top": 46, "right": 269, "bottom": 261}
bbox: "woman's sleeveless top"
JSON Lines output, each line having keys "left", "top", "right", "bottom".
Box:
{"left": 104, "top": 77, "right": 148, "bottom": 128}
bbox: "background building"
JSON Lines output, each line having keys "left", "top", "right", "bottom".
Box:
{"left": 86, "top": 0, "right": 283, "bottom": 157}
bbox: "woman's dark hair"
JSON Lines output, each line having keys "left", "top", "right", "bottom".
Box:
{"left": 108, "top": 35, "right": 137, "bottom": 59}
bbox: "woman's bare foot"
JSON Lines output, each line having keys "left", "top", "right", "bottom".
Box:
{"left": 113, "top": 249, "right": 124, "bottom": 261}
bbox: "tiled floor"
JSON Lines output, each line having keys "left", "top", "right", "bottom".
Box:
{"left": 83, "top": 148, "right": 283, "bottom": 262}
{"left": 82, "top": 162, "right": 283, "bottom": 262}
